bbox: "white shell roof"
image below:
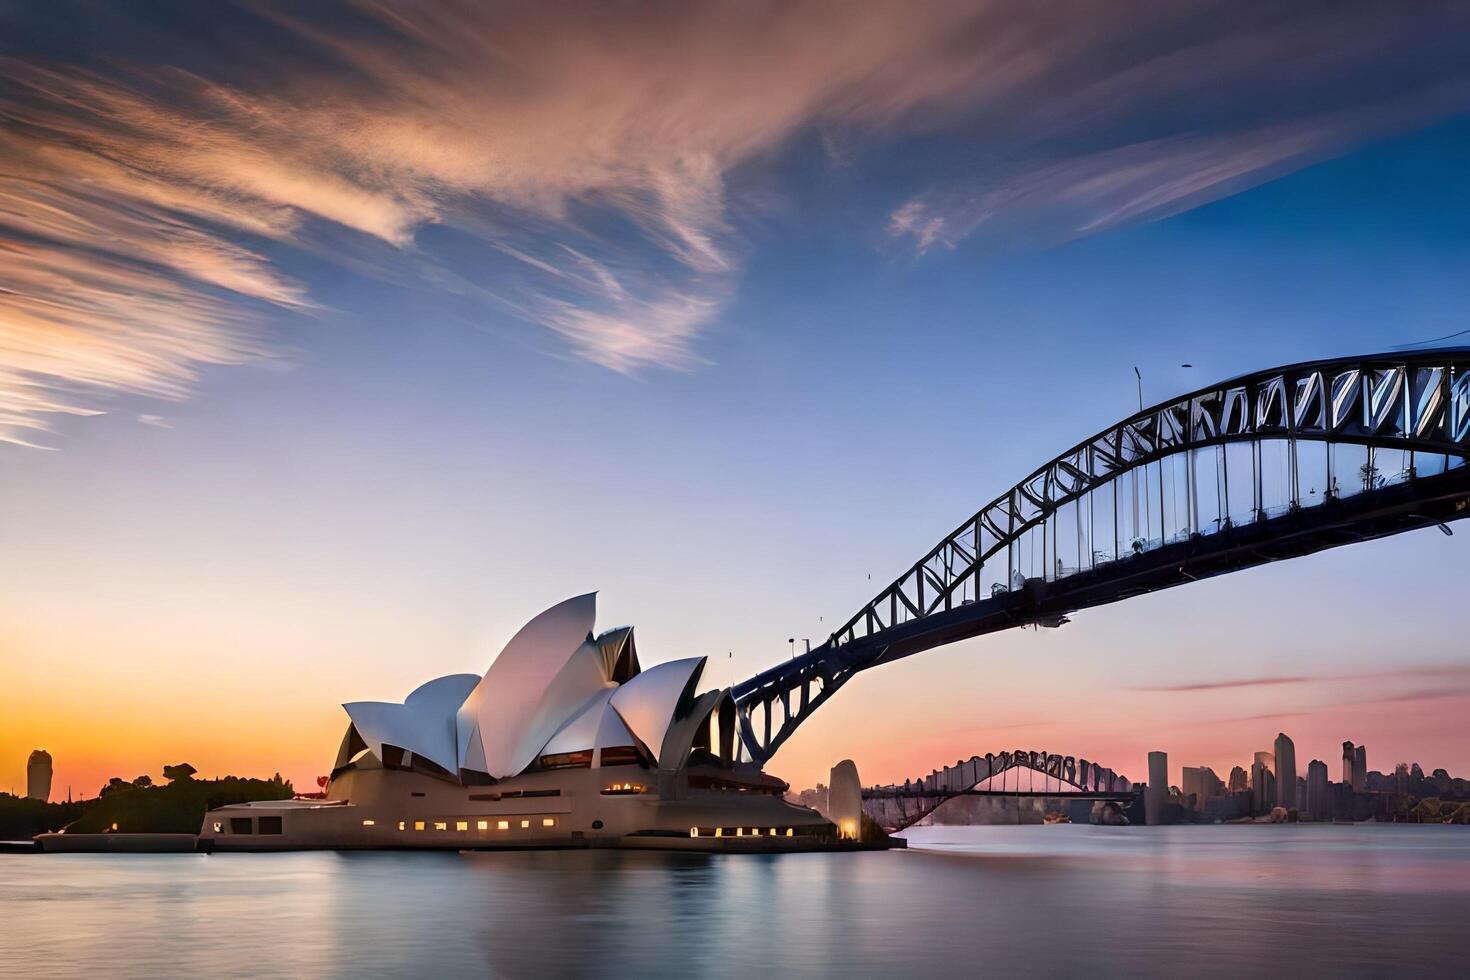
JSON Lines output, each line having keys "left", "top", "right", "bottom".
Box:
{"left": 343, "top": 672, "right": 479, "bottom": 774}
{"left": 341, "top": 593, "right": 717, "bottom": 782}
{"left": 657, "top": 688, "right": 724, "bottom": 769}
{"left": 538, "top": 688, "right": 638, "bottom": 759}
{"left": 455, "top": 592, "right": 608, "bottom": 777}
{"left": 609, "top": 656, "right": 706, "bottom": 759}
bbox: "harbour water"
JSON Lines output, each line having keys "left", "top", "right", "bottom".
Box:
{"left": 3, "top": 824, "right": 1467, "bottom": 978}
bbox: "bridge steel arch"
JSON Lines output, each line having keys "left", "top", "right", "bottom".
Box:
{"left": 733, "top": 350, "right": 1470, "bottom": 766}
{"left": 861, "top": 750, "right": 1134, "bottom": 832}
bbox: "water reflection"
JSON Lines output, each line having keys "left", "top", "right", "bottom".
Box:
{"left": 4, "top": 826, "right": 1468, "bottom": 978}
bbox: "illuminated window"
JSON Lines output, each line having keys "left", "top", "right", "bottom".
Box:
{"left": 476, "top": 820, "right": 489, "bottom": 831}
{"left": 541, "top": 817, "right": 556, "bottom": 828}
{"left": 768, "top": 828, "right": 776, "bottom": 836}
{"left": 497, "top": 820, "right": 509, "bottom": 830}
{"left": 212, "top": 822, "right": 223, "bottom": 833}
{"left": 413, "top": 821, "right": 425, "bottom": 831}
{"left": 735, "top": 827, "right": 743, "bottom": 837}
{"left": 714, "top": 827, "right": 723, "bottom": 837}
{"left": 601, "top": 782, "right": 646, "bottom": 796}
{"left": 433, "top": 821, "right": 448, "bottom": 831}
{"left": 398, "top": 821, "right": 406, "bottom": 831}
{"left": 362, "top": 820, "right": 376, "bottom": 827}
{"left": 785, "top": 828, "right": 793, "bottom": 837}
{"left": 455, "top": 821, "right": 468, "bottom": 832}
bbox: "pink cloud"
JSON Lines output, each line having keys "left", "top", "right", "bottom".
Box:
{"left": 3, "top": 1, "right": 1468, "bottom": 443}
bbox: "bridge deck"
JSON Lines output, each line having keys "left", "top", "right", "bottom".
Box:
{"left": 865, "top": 789, "right": 1135, "bottom": 801}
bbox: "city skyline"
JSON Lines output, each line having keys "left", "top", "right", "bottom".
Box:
{"left": 5, "top": 2, "right": 1470, "bottom": 797}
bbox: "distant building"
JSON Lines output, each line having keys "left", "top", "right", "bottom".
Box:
{"left": 1146, "top": 751, "right": 1168, "bottom": 825}
{"left": 1353, "top": 745, "right": 1367, "bottom": 792}
{"left": 1228, "top": 766, "right": 1248, "bottom": 794}
{"left": 1342, "top": 741, "right": 1356, "bottom": 788}
{"left": 1394, "top": 763, "right": 1409, "bottom": 797}
{"left": 1182, "top": 766, "right": 1202, "bottom": 804}
{"left": 1275, "top": 733, "right": 1297, "bottom": 810}
{"left": 1251, "top": 752, "right": 1276, "bottom": 815}
{"left": 1306, "top": 760, "right": 1329, "bottom": 820}
{"left": 26, "top": 749, "right": 52, "bottom": 802}
{"left": 1180, "top": 766, "right": 1224, "bottom": 805}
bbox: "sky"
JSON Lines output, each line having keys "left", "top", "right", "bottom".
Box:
{"left": 3, "top": 0, "right": 1470, "bottom": 800}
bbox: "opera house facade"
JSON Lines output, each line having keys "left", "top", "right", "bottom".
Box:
{"left": 200, "top": 594, "right": 836, "bottom": 850}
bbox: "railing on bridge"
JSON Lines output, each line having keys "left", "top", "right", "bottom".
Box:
{"left": 733, "top": 351, "right": 1470, "bottom": 766}
{"left": 861, "top": 750, "right": 1134, "bottom": 832}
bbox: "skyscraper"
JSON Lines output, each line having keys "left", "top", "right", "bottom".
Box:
{"left": 1274, "top": 733, "right": 1297, "bottom": 810}
{"left": 1182, "top": 766, "right": 1202, "bottom": 803}
{"left": 1146, "top": 751, "right": 1168, "bottom": 825}
{"left": 1342, "top": 741, "right": 1356, "bottom": 787}
{"left": 1353, "top": 744, "right": 1367, "bottom": 792}
{"left": 1251, "top": 752, "right": 1275, "bottom": 814}
{"left": 1198, "top": 767, "right": 1224, "bottom": 801}
{"left": 1228, "top": 766, "right": 1248, "bottom": 794}
{"left": 26, "top": 749, "right": 52, "bottom": 802}
{"left": 1306, "top": 760, "right": 1329, "bottom": 820}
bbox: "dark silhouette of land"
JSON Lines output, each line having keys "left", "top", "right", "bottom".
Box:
{"left": 1, "top": 763, "right": 292, "bottom": 839}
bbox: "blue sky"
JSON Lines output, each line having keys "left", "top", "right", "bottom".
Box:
{"left": 2, "top": 2, "right": 1469, "bottom": 795}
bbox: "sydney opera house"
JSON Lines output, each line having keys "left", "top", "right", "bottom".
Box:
{"left": 200, "top": 594, "right": 838, "bottom": 850}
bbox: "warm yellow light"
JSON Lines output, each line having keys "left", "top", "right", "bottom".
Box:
{"left": 541, "top": 817, "right": 555, "bottom": 827}
{"left": 690, "top": 827, "right": 699, "bottom": 838}
{"left": 109, "top": 823, "right": 118, "bottom": 832}
{"left": 398, "top": 821, "right": 406, "bottom": 831}
{"left": 433, "top": 821, "right": 448, "bottom": 831}
{"left": 455, "top": 821, "right": 468, "bottom": 832}
{"left": 476, "top": 820, "right": 489, "bottom": 831}
{"left": 714, "top": 827, "right": 723, "bottom": 837}
{"left": 785, "top": 828, "right": 793, "bottom": 837}
{"left": 520, "top": 819, "right": 530, "bottom": 829}
{"left": 212, "top": 822, "right": 222, "bottom": 833}
{"left": 414, "top": 821, "right": 425, "bottom": 831}
{"left": 362, "top": 819, "right": 375, "bottom": 827}
{"left": 736, "top": 827, "right": 743, "bottom": 836}
{"left": 838, "top": 818, "right": 858, "bottom": 840}
{"left": 497, "top": 820, "right": 509, "bottom": 830}
{"left": 768, "top": 828, "right": 776, "bottom": 836}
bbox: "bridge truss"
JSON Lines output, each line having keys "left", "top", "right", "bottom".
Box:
{"left": 861, "top": 750, "right": 1134, "bottom": 832}
{"left": 733, "top": 350, "right": 1470, "bottom": 765}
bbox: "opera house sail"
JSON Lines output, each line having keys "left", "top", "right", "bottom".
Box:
{"left": 199, "top": 594, "right": 837, "bottom": 851}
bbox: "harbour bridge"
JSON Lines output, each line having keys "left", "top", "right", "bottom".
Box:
{"left": 861, "top": 750, "right": 1136, "bottom": 832}
{"left": 732, "top": 350, "right": 1470, "bottom": 766}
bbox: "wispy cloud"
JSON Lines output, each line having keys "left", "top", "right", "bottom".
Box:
{"left": 2, "top": 1, "right": 1468, "bottom": 444}
{"left": 1133, "top": 662, "right": 1470, "bottom": 696}
{"left": 1134, "top": 675, "right": 1314, "bottom": 693}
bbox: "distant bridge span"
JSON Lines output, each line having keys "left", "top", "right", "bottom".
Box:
{"left": 861, "top": 750, "right": 1135, "bottom": 832}
{"left": 734, "top": 350, "right": 1470, "bottom": 765}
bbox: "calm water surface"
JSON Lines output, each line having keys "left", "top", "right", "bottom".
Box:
{"left": 3, "top": 824, "right": 1468, "bottom": 978}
